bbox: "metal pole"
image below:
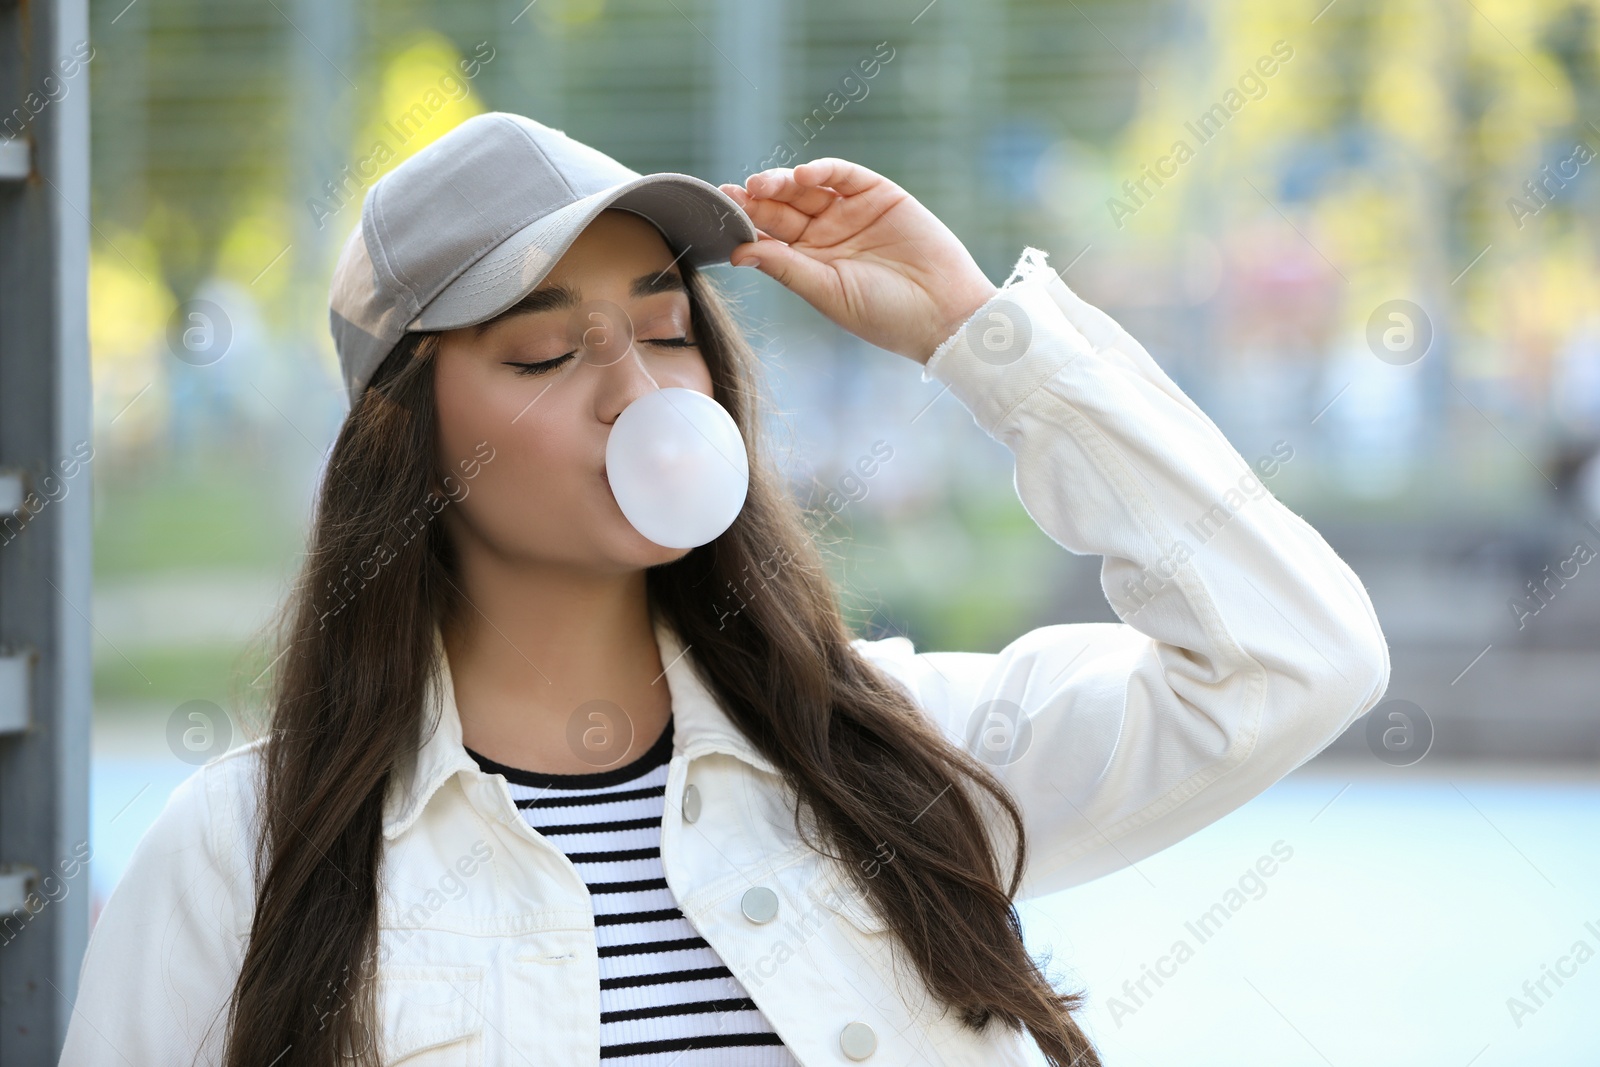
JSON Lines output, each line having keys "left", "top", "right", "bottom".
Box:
{"left": 0, "top": 0, "right": 94, "bottom": 1059}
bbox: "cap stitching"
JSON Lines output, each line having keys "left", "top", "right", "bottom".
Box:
{"left": 507, "top": 116, "right": 580, "bottom": 203}
{"left": 368, "top": 185, "right": 425, "bottom": 313}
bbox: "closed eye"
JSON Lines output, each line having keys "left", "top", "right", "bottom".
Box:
{"left": 504, "top": 354, "right": 575, "bottom": 377}
{"left": 503, "top": 337, "right": 697, "bottom": 377}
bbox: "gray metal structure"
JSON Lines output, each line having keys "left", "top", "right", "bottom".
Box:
{"left": 0, "top": 0, "right": 93, "bottom": 1060}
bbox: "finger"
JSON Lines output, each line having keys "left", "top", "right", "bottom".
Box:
{"left": 717, "top": 187, "right": 782, "bottom": 241}
{"left": 728, "top": 235, "right": 839, "bottom": 306}
{"left": 721, "top": 183, "right": 818, "bottom": 245}
{"left": 744, "top": 169, "right": 839, "bottom": 217}
{"left": 792, "top": 157, "right": 898, "bottom": 199}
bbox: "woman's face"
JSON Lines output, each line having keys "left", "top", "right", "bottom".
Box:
{"left": 433, "top": 209, "right": 711, "bottom": 574}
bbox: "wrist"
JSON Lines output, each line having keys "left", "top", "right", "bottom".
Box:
{"left": 918, "top": 280, "right": 1000, "bottom": 366}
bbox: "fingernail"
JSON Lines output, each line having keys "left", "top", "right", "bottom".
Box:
{"left": 734, "top": 257, "right": 760, "bottom": 269}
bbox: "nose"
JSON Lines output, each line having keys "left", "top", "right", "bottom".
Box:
{"left": 593, "top": 340, "right": 661, "bottom": 425}
{"left": 571, "top": 300, "right": 662, "bottom": 424}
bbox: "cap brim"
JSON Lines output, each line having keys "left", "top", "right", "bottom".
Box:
{"left": 410, "top": 173, "right": 757, "bottom": 332}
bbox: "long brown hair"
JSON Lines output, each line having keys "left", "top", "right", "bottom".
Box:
{"left": 214, "top": 258, "right": 1102, "bottom": 1066}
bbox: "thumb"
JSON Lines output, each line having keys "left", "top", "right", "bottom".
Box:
{"left": 731, "top": 239, "right": 837, "bottom": 305}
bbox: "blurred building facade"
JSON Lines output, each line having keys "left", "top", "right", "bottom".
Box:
{"left": 83, "top": 0, "right": 1600, "bottom": 756}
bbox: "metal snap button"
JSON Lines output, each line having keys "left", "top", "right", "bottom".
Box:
{"left": 682, "top": 783, "right": 701, "bottom": 823}
{"left": 840, "top": 1021, "right": 876, "bottom": 1060}
{"left": 740, "top": 885, "right": 779, "bottom": 924}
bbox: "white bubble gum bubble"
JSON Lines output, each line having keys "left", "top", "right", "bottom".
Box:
{"left": 604, "top": 387, "right": 749, "bottom": 549}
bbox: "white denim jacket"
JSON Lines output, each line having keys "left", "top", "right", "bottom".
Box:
{"left": 59, "top": 247, "right": 1391, "bottom": 1067}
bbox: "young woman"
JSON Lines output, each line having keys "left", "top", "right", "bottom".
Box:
{"left": 60, "top": 113, "right": 1389, "bottom": 1067}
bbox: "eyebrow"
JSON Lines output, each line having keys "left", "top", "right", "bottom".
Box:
{"left": 472, "top": 270, "right": 688, "bottom": 337}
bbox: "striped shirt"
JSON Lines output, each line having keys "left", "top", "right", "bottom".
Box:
{"left": 465, "top": 716, "right": 801, "bottom": 1066}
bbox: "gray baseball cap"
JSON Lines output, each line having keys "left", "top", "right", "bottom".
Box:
{"left": 328, "top": 111, "right": 758, "bottom": 406}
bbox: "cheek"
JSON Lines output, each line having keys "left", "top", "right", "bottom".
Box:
{"left": 435, "top": 360, "right": 567, "bottom": 473}
{"left": 650, "top": 350, "right": 716, "bottom": 399}
{"left": 435, "top": 369, "right": 592, "bottom": 526}
{"left": 435, "top": 359, "right": 536, "bottom": 440}
{"left": 477, "top": 415, "right": 579, "bottom": 498}
{"left": 446, "top": 424, "right": 577, "bottom": 550}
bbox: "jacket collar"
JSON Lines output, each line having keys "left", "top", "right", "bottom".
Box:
{"left": 382, "top": 613, "right": 778, "bottom": 840}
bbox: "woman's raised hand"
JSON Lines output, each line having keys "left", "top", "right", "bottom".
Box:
{"left": 718, "top": 159, "right": 998, "bottom": 366}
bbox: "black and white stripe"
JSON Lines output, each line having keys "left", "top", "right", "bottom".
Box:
{"left": 467, "top": 718, "right": 799, "bottom": 1066}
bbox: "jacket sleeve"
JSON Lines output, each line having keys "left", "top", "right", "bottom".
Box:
{"left": 58, "top": 758, "right": 253, "bottom": 1066}
{"left": 852, "top": 246, "right": 1391, "bottom": 902}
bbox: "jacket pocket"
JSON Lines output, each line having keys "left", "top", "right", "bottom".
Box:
{"left": 376, "top": 964, "right": 485, "bottom": 1065}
